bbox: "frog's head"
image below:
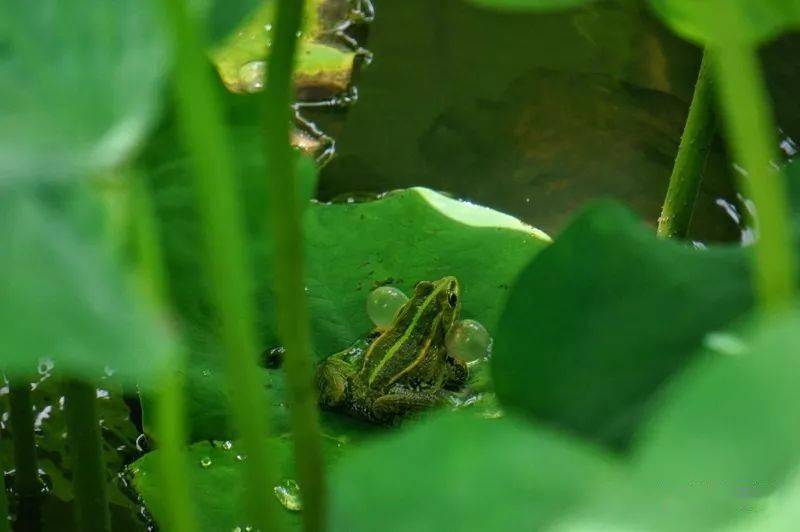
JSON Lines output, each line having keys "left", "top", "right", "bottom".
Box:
{"left": 424, "top": 276, "right": 461, "bottom": 332}
{"left": 360, "top": 276, "right": 461, "bottom": 389}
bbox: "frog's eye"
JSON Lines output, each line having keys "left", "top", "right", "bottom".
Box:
{"left": 448, "top": 292, "right": 458, "bottom": 307}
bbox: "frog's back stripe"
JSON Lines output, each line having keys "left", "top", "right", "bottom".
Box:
{"left": 360, "top": 281, "right": 442, "bottom": 388}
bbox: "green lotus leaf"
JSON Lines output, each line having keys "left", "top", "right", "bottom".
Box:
{"left": 492, "top": 201, "right": 754, "bottom": 449}
{"left": 211, "top": 0, "right": 359, "bottom": 96}
{"left": 328, "top": 413, "right": 619, "bottom": 531}
{"left": 129, "top": 436, "right": 343, "bottom": 531}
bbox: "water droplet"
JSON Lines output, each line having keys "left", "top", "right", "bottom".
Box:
{"left": 239, "top": 61, "right": 266, "bottom": 93}
{"left": 446, "top": 319, "right": 491, "bottom": 362}
{"left": 201, "top": 369, "right": 212, "bottom": 378}
{"left": 199, "top": 456, "right": 212, "bottom": 468}
{"left": 366, "top": 286, "right": 408, "bottom": 329}
{"left": 264, "top": 23, "right": 273, "bottom": 32}
{"left": 235, "top": 453, "right": 247, "bottom": 463}
{"left": 274, "top": 479, "right": 302, "bottom": 511}
{"left": 704, "top": 332, "right": 747, "bottom": 356}
{"left": 221, "top": 440, "right": 233, "bottom": 451}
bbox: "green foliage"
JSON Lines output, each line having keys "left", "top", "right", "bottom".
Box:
{"left": 649, "top": 0, "right": 800, "bottom": 45}
{"left": 328, "top": 413, "right": 618, "bottom": 532}
{"left": 631, "top": 310, "right": 800, "bottom": 529}
{"left": 492, "top": 202, "right": 754, "bottom": 448}
{"left": 467, "top": 0, "right": 594, "bottom": 11}
{"left": 0, "top": 189, "right": 173, "bottom": 387}
{"left": 0, "top": 0, "right": 167, "bottom": 182}
{"left": 130, "top": 436, "right": 342, "bottom": 531}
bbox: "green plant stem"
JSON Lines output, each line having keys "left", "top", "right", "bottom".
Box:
{"left": 709, "top": 45, "right": 798, "bottom": 310}
{"left": 657, "top": 53, "right": 716, "bottom": 239}
{"left": 63, "top": 380, "right": 110, "bottom": 532}
{"left": 264, "top": 1, "right": 327, "bottom": 531}
{"left": 0, "top": 467, "right": 9, "bottom": 532}
{"left": 130, "top": 176, "right": 198, "bottom": 532}
{"left": 159, "top": 1, "right": 283, "bottom": 530}
{"left": 7, "top": 381, "right": 40, "bottom": 530}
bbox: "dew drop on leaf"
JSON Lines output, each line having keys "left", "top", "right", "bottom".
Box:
{"left": 239, "top": 61, "right": 266, "bottom": 93}
{"left": 199, "top": 456, "right": 212, "bottom": 469}
{"left": 446, "top": 319, "right": 491, "bottom": 362}
{"left": 366, "top": 286, "right": 408, "bottom": 329}
{"left": 273, "top": 479, "right": 302, "bottom": 511}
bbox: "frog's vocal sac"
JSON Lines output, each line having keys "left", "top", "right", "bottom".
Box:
{"left": 315, "top": 277, "right": 469, "bottom": 424}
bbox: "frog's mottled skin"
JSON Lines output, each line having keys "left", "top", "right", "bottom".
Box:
{"left": 316, "top": 277, "right": 469, "bottom": 423}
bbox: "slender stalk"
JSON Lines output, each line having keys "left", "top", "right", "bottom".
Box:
{"left": 159, "top": 1, "right": 283, "bottom": 530}
{"left": 130, "top": 176, "right": 198, "bottom": 532}
{"left": 657, "top": 53, "right": 716, "bottom": 239}
{"left": 0, "top": 467, "right": 9, "bottom": 532}
{"left": 264, "top": 2, "right": 326, "bottom": 531}
{"left": 709, "top": 45, "right": 798, "bottom": 310}
{"left": 63, "top": 380, "right": 110, "bottom": 532}
{"left": 7, "top": 381, "right": 40, "bottom": 530}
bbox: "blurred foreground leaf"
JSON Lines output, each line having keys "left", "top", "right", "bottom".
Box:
{"left": 211, "top": 0, "right": 360, "bottom": 96}
{"left": 0, "top": 190, "right": 173, "bottom": 387}
{"left": 0, "top": 0, "right": 168, "bottom": 182}
{"left": 556, "top": 310, "right": 800, "bottom": 530}
{"left": 492, "top": 202, "right": 753, "bottom": 449}
{"left": 648, "top": 0, "right": 800, "bottom": 45}
{"left": 328, "top": 413, "right": 618, "bottom": 531}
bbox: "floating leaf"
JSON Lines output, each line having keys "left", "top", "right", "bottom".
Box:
{"left": 146, "top": 182, "right": 548, "bottom": 440}
{"left": 211, "top": 0, "right": 361, "bottom": 96}
{"left": 492, "top": 202, "right": 754, "bottom": 449}
{"left": 130, "top": 436, "right": 343, "bottom": 531}
{"left": 0, "top": 189, "right": 173, "bottom": 387}
{"left": 0, "top": 0, "right": 167, "bottom": 182}
{"left": 648, "top": 0, "right": 800, "bottom": 46}
{"left": 328, "top": 413, "right": 619, "bottom": 532}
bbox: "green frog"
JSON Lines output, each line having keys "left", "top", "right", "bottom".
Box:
{"left": 316, "top": 276, "right": 469, "bottom": 423}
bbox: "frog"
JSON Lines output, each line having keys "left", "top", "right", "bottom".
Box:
{"left": 315, "top": 276, "right": 469, "bottom": 424}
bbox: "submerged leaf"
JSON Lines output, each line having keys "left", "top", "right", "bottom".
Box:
{"left": 0, "top": 0, "right": 167, "bottom": 182}
{"left": 492, "top": 202, "right": 753, "bottom": 449}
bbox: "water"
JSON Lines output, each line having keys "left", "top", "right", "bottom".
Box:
{"left": 310, "top": 0, "right": 800, "bottom": 243}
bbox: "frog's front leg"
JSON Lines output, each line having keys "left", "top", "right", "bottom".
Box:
{"left": 316, "top": 355, "right": 354, "bottom": 408}
{"left": 443, "top": 354, "right": 468, "bottom": 390}
{"left": 372, "top": 389, "right": 439, "bottom": 422}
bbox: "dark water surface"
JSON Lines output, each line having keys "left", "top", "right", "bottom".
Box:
{"left": 311, "top": 0, "right": 800, "bottom": 243}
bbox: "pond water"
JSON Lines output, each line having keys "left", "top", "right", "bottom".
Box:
{"left": 309, "top": 0, "right": 800, "bottom": 243}
{"left": 3, "top": 1, "right": 800, "bottom": 530}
